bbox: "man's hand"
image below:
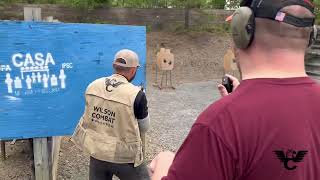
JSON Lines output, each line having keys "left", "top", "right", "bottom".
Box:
{"left": 149, "top": 151, "right": 175, "bottom": 180}
{"left": 218, "top": 74, "right": 240, "bottom": 97}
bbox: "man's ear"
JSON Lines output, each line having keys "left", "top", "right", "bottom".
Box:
{"left": 130, "top": 67, "right": 137, "bottom": 76}
{"left": 134, "top": 67, "right": 138, "bottom": 74}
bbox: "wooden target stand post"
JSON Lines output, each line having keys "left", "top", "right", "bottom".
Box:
{"left": 0, "top": 7, "right": 61, "bottom": 180}
{"left": 223, "top": 49, "right": 241, "bottom": 79}
{"left": 153, "top": 47, "right": 176, "bottom": 89}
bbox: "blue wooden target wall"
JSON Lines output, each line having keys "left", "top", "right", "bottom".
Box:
{"left": 0, "top": 21, "right": 146, "bottom": 139}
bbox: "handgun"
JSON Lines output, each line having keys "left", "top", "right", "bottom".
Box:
{"left": 222, "top": 76, "right": 233, "bottom": 93}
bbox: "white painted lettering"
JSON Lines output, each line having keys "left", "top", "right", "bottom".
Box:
{"left": 45, "top": 53, "right": 55, "bottom": 66}
{"left": 12, "top": 53, "right": 24, "bottom": 67}
{"left": 24, "top": 53, "right": 35, "bottom": 67}
{"left": 35, "top": 53, "right": 45, "bottom": 66}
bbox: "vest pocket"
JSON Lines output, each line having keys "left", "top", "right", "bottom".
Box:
{"left": 83, "top": 130, "right": 117, "bottom": 159}
{"left": 114, "top": 140, "right": 139, "bottom": 162}
{"left": 84, "top": 129, "right": 141, "bottom": 163}
{"left": 74, "top": 126, "right": 142, "bottom": 165}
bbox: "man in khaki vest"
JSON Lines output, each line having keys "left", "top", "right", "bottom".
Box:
{"left": 72, "top": 49, "right": 150, "bottom": 180}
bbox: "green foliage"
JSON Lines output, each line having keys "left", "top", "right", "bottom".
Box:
{"left": 56, "top": 0, "right": 111, "bottom": 9}
{"left": 146, "top": 24, "right": 152, "bottom": 32}
{"left": 315, "top": 0, "right": 320, "bottom": 24}
{"left": 3, "top": 0, "right": 227, "bottom": 9}
{"left": 4, "top": 0, "right": 320, "bottom": 24}
{"left": 225, "top": 0, "right": 239, "bottom": 10}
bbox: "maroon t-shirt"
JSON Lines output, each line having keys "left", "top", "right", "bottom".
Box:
{"left": 162, "top": 77, "right": 320, "bottom": 180}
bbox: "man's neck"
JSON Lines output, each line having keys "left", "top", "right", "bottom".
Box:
{"left": 240, "top": 48, "right": 308, "bottom": 80}
{"left": 242, "top": 71, "right": 308, "bottom": 80}
{"left": 114, "top": 73, "right": 129, "bottom": 81}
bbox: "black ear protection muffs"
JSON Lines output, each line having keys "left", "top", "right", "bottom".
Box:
{"left": 230, "top": 0, "right": 316, "bottom": 49}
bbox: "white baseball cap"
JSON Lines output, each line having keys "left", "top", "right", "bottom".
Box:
{"left": 113, "top": 49, "right": 140, "bottom": 68}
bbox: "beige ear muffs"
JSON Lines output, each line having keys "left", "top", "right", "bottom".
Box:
{"left": 231, "top": 7, "right": 255, "bottom": 49}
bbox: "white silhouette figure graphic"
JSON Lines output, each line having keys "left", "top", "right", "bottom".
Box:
{"left": 37, "top": 72, "right": 42, "bottom": 83}
{"left": 51, "top": 75, "right": 58, "bottom": 87}
{"left": 26, "top": 75, "right": 32, "bottom": 89}
{"left": 43, "top": 74, "right": 49, "bottom": 88}
{"left": 32, "top": 73, "right": 37, "bottom": 83}
{"left": 5, "top": 73, "right": 13, "bottom": 93}
{"left": 59, "top": 69, "right": 66, "bottom": 89}
{"left": 14, "top": 77, "right": 22, "bottom": 89}
{"left": 20, "top": 67, "right": 25, "bottom": 79}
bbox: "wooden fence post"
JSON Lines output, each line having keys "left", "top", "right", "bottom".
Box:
{"left": 33, "top": 138, "right": 50, "bottom": 180}
{"left": 49, "top": 137, "right": 62, "bottom": 180}
{"left": 33, "top": 137, "right": 62, "bottom": 180}
{"left": 0, "top": 141, "right": 6, "bottom": 160}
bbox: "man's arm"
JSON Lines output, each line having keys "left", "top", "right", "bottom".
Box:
{"left": 150, "top": 124, "right": 236, "bottom": 180}
{"left": 134, "top": 90, "right": 150, "bottom": 133}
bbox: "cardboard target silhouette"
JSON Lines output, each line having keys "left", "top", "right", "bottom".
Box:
{"left": 154, "top": 48, "right": 175, "bottom": 89}
{"left": 156, "top": 48, "right": 174, "bottom": 71}
{"left": 223, "top": 49, "right": 242, "bottom": 79}
{"left": 223, "top": 49, "right": 238, "bottom": 72}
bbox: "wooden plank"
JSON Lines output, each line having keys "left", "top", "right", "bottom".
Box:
{"left": 306, "top": 71, "right": 320, "bottom": 79}
{"left": 306, "top": 62, "right": 320, "bottom": 68}
{"left": 33, "top": 138, "right": 50, "bottom": 180}
{"left": 0, "top": 141, "right": 5, "bottom": 160}
{"left": 311, "top": 45, "right": 320, "bottom": 49}
{"left": 49, "top": 137, "right": 61, "bottom": 180}
{"left": 24, "top": 7, "right": 42, "bottom": 21}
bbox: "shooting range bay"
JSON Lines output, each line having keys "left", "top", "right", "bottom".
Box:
{"left": 0, "top": 21, "right": 146, "bottom": 139}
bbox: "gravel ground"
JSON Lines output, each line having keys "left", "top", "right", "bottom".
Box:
{"left": 145, "top": 80, "right": 221, "bottom": 158}
{"left": 0, "top": 140, "right": 33, "bottom": 180}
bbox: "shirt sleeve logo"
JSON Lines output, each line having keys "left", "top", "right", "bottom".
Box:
{"left": 274, "top": 150, "right": 308, "bottom": 170}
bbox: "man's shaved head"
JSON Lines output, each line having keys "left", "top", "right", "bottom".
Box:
{"left": 254, "top": 5, "right": 315, "bottom": 50}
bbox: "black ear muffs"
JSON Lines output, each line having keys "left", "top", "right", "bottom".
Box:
{"left": 231, "top": 7, "right": 256, "bottom": 49}
{"left": 308, "top": 25, "right": 318, "bottom": 47}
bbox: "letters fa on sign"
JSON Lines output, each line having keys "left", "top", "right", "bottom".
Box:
{"left": 1, "top": 52, "right": 73, "bottom": 96}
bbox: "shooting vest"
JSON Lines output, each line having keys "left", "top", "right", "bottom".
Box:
{"left": 72, "top": 74, "right": 143, "bottom": 167}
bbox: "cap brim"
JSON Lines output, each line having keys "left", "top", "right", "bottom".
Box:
{"left": 113, "top": 62, "right": 140, "bottom": 68}
{"left": 225, "top": 15, "right": 233, "bottom": 22}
